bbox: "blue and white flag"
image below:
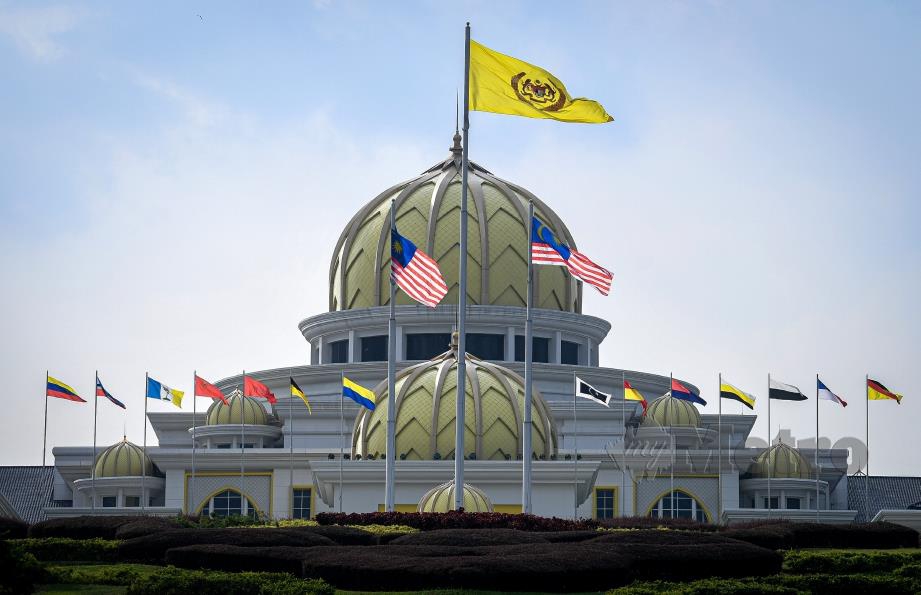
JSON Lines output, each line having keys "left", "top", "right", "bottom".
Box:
{"left": 817, "top": 377, "right": 847, "bottom": 407}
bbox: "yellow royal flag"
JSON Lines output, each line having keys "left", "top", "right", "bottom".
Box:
{"left": 469, "top": 39, "right": 613, "bottom": 124}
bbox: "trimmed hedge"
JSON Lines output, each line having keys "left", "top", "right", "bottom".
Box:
{"left": 0, "top": 540, "right": 45, "bottom": 595}
{"left": 609, "top": 542, "right": 782, "bottom": 582}
{"left": 541, "top": 530, "right": 605, "bottom": 543}
{"left": 608, "top": 573, "right": 921, "bottom": 595}
{"left": 127, "top": 566, "right": 333, "bottom": 595}
{"left": 597, "top": 516, "right": 717, "bottom": 532}
{"left": 0, "top": 517, "right": 29, "bottom": 539}
{"left": 119, "top": 528, "right": 336, "bottom": 562}
{"left": 115, "top": 517, "right": 183, "bottom": 540}
{"left": 389, "top": 528, "right": 550, "bottom": 547}
{"left": 296, "top": 524, "right": 376, "bottom": 546}
{"left": 723, "top": 521, "right": 919, "bottom": 550}
{"left": 315, "top": 510, "right": 599, "bottom": 531}
{"left": 590, "top": 529, "right": 746, "bottom": 546}
{"left": 29, "top": 515, "right": 160, "bottom": 539}
{"left": 9, "top": 537, "right": 120, "bottom": 562}
{"left": 783, "top": 549, "right": 921, "bottom": 574}
{"left": 166, "top": 544, "right": 314, "bottom": 575}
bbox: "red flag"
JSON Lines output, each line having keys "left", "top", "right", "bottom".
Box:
{"left": 195, "top": 375, "right": 228, "bottom": 405}
{"left": 244, "top": 375, "right": 277, "bottom": 404}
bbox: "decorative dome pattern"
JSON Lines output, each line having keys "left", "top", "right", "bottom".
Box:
{"left": 750, "top": 442, "right": 812, "bottom": 479}
{"left": 352, "top": 344, "right": 557, "bottom": 461}
{"left": 205, "top": 389, "right": 270, "bottom": 426}
{"left": 642, "top": 393, "right": 702, "bottom": 428}
{"left": 418, "top": 481, "right": 493, "bottom": 512}
{"left": 329, "top": 137, "right": 581, "bottom": 313}
{"left": 94, "top": 439, "right": 158, "bottom": 478}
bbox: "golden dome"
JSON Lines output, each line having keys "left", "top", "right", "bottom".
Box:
{"left": 329, "top": 139, "right": 581, "bottom": 313}
{"left": 643, "top": 393, "right": 702, "bottom": 428}
{"left": 418, "top": 481, "right": 493, "bottom": 513}
{"left": 352, "top": 346, "right": 557, "bottom": 461}
{"left": 205, "top": 390, "right": 270, "bottom": 426}
{"left": 93, "top": 439, "right": 158, "bottom": 478}
{"left": 750, "top": 442, "right": 812, "bottom": 479}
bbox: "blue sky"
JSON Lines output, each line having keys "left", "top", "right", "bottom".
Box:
{"left": 1, "top": 1, "right": 919, "bottom": 474}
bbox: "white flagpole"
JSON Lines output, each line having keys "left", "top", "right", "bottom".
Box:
{"left": 454, "top": 21, "right": 471, "bottom": 511}
{"left": 669, "top": 372, "right": 674, "bottom": 519}
{"left": 386, "top": 198, "right": 397, "bottom": 512}
{"left": 717, "top": 372, "right": 722, "bottom": 523}
{"left": 142, "top": 372, "right": 148, "bottom": 513}
{"left": 43, "top": 371, "right": 49, "bottom": 467}
{"left": 524, "top": 200, "right": 534, "bottom": 514}
{"left": 339, "top": 371, "right": 344, "bottom": 513}
{"left": 241, "top": 370, "right": 245, "bottom": 511}
{"left": 572, "top": 371, "right": 577, "bottom": 519}
{"left": 865, "top": 373, "right": 869, "bottom": 522}
{"left": 289, "top": 377, "right": 294, "bottom": 519}
{"left": 92, "top": 370, "right": 98, "bottom": 512}
{"left": 767, "top": 372, "right": 772, "bottom": 518}
{"left": 621, "top": 370, "right": 626, "bottom": 517}
{"left": 191, "top": 370, "right": 197, "bottom": 514}
{"left": 815, "top": 373, "right": 820, "bottom": 522}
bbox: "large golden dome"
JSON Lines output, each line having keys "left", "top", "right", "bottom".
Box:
{"left": 750, "top": 442, "right": 812, "bottom": 479}
{"left": 93, "top": 438, "right": 158, "bottom": 478}
{"left": 205, "top": 390, "right": 270, "bottom": 426}
{"left": 352, "top": 342, "right": 557, "bottom": 461}
{"left": 329, "top": 135, "right": 581, "bottom": 312}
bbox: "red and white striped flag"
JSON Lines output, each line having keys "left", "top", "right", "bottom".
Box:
{"left": 531, "top": 216, "right": 613, "bottom": 295}
{"left": 391, "top": 229, "right": 448, "bottom": 308}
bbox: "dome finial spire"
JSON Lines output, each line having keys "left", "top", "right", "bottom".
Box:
{"left": 451, "top": 90, "right": 462, "bottom": 155}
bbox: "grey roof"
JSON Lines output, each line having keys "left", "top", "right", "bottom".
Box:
{"left": 848, "top": 475, "right": 921, "bottom": 522}
{"left": 0, "top": 466, "right": 56, "bottom": 524}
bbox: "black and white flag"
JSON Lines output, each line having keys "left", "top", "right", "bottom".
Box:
{"left": 576, "top": 377, "right": 612, "bottom": 407}
{"left": 769, "top": 378, "right": 808, "bottom": 401}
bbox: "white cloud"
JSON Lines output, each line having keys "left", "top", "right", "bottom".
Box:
{"left": 0, "top": 3, "right": 82, "bottom": 62}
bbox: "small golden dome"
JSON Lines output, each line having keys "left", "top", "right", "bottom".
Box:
{"left": 750, "top": 442, "right": 812, "bottom": 479}
{"left": 94, "top": 438, "right": 157, "bottom": 478}
{"left": 205, "top": 389, "right": 269, "bottom": 426}
{"left": 352, "top": 348, "right": 557, "bottom": 461}
{"left": 418, "top": 481, "right": 493, "bottom": 513}
{"left": 643, "top": 393, "right": 702, "bottom": 428}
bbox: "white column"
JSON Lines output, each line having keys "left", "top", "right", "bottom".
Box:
{"left": 554, "top": 331, "right": 562, "bottom": 364}
{"left": 317, "top": 336, "right": 326, "bottom": 365}
{"left": 396, "top": 325, "right": 404, "bottom": 361}
{"left": 505, "top": 326, "right": 515, "bottom": 362}
{"left": 348, "top": 330, "right": 357, "bottom": 363}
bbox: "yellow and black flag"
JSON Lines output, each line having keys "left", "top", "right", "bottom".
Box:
{"left": 290, "top": 377, "right": 311, "bottom": 414}
{"left": 720, "top": 380, "right": 756, "bottom": 410}
{"left": 469, "top": 40, "right": 613, "bottom": 124}
{"left": 868, "top": 378, "right": 903, "bottom": 404}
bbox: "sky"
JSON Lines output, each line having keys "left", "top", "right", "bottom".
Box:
{"left": 1, "top": 1, "right": 919, "bottom": 474}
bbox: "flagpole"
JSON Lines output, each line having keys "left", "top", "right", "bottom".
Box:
{"left": 865, "top": 373, "right": 869, "bottom": 522}
{"left": 242, "top": 371, "right": 249, "bottom": 513}
{"left": 43, "top": 371, "right": 49, "bottom": 467}
{"left": 572, "top": 370, "right": 577, "bottom": 519}
{"left": 454, "top": 20, "right": 471, "bottom": 511}
{"left": 191, "top": 370, "right": 197, "bottom": 514}
{"left": 523, "top": 200, "right": 534, "bottom": 514}
{"left": 92, "top": 370, "right": 98, "bottom": 512}
{"left": 717, "top": 372, "right": 722, "bottom": 524}
{"left": 621, "top": 370, "right": 626, "bottom": 517}
{"left": 815, "top": 373, "right": 819, "bottom": 522}
{"left": 386, "top": 198, "right": 397, "bottom": 512}
{"left": 767, "top": 372, "right": 772, "bottom": 518}
{"left": 289, "top": 376, "right": 294, "bottom": 519}
{"left": 669, "top": 372, "right": 674, "bottom": 520}
{"left": 142, "top": 372, "right": 148, "bottom": 513}
{"left": 339, "top": 371, "right": 344, "bottom": 513}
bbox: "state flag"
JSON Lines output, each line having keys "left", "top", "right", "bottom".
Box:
{"left": 244, "top": 375, "right": 277, "bottom": 404}
{"left": 195, "top": 375, "right": 229, "bottom": 405}
{"left": 769, "top": 378, "right": 808, "bottom": 402}
{"left": 576, "top": 377, "right": 611, "bottom": 407}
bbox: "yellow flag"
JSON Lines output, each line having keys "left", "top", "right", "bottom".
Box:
{"left": 469, "top": 40, "right": 613, "bottom": 124}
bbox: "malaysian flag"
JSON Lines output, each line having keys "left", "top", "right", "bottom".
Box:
{"left": 531, "top": 216, "right": 613, "bottom": 295}
{"left": 96, "top": 375, "right": 126, "bottom": 409}
{"left": 391, "top": 228, "right": 448, "bottom": 308}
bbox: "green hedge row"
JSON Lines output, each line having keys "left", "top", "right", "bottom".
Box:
{"left": 784, "top": 549, "right": 921, "bottom": 574}
{"left": 9, "top": 537, "right": 120, "bottom": 562}
{"left": 609, "top": 570, "right": 921, "bottom": 595}
{"left": 45, "top": 564, "right": 334, "bottom": 595}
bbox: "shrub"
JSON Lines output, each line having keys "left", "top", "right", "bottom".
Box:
{"left": 166, "top": 544, "right": 312, "bottom": 575}
{"left": 315, "top": 510, "right": 599, "bottom": 531}
{"left": 784, "top": 549, "right": 921, "bottom": 575}
{"left": 126, "top": 566, "right": 333, "bottom": 595}
{"left": 29, "top": 515, "right": 150, "bottom": 539}
{"left": 298, "top": 543, "right": 634, "bottom": 592}
{"left": 541, "top": 530, "right": 605, "bottom": 543}
{"left": 0, "top": 517, "right": 29, "bottom": 539}
{"left": 9, "top": 537, "right": 120, "bottom": 562}
{"left": 724, "top": 521, "right": 919, "bottom": 550}
{"left": 389, "top": 528, "right": 550, "bottom": 547}
{"left": 114, "top": 517, "right": 183, "bottom": 539}
{"left": 597, "top": 516, "right": 718, "bottom": 532}
{"left": 761, "top": 572, "right": 920, "bottom": 594}
{"left": 609, "top": 577, "right": 802, "bottom": 594}
{"left": 0, "top": 540, "right": 46, "bottom": 594}
{"left": 589, "top": 529, "right": 746, "bottom": 546}
{"left": 46, "top": 563, "right": 147, "bottom": 586}
{"left": 276, "top": 519, "right": 319, "bottom": 528}
{"left": 297, "top": 525, "right": 376, "bottom": 546}
{"left": 118, "top": 528, "right": 336, "bottom": 562}
{"left": 607, "top": 542, "right": 782, "bottom": 582}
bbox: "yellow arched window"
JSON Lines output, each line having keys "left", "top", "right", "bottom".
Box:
{"left": 648, "top": 489, "right": 709, "bottom": 523}
{"left": 204, "top": 489, "right": 258, "bottom": 518}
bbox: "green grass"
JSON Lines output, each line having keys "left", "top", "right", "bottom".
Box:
{"left": 36, "top": 585, "right": 127, "bottom": 594}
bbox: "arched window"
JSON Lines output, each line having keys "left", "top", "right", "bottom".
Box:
{"left": 205, "top": 489, "right": 258, "bottom": 518}
{"left": 648, "top": 489, "right": 709, "bottom": 522}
